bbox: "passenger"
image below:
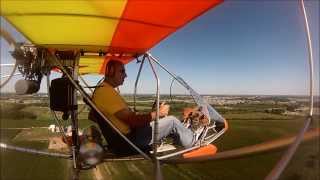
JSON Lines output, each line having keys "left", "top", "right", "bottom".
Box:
{"left": 90, "top": 60, "right": 202, "bottom": 153}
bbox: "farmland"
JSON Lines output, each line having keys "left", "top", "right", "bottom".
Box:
{"left": 0, "top": 94, "right": 319, "bottom": 180}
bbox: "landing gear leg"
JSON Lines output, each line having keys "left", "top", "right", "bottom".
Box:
{"left": 69, "top": 53, "right": 81, "bottom": 176}
{"left": 52, "top": 51, "right": 81, "bottom": 179}
{"left": 71, "top": 164, "right": 80, "bottom": 180}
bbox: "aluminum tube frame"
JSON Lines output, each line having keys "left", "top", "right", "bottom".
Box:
{"left": 163, "top": 127, "right": 319, "bottom": 164}
{"left": 0, "top": 63, "right": 16, "bottom": 66}
{"left": 133, "top": 55, "right": 146, "bottom": 112}
{"left": 146, "top": 53, "right": 182, "bottom": 86}
{"left": 146, "top": 53, "right": 227, "bottom": 160}
{"left": 103, "top": 157, "right": 145, "bottom": 162}
{"left": 77, "top": 75, "right": 94, "bottom": 115}
{"left": 265, "top": 0, "right": 315, "bottom": 179}
{"left": 51, "top": 51, "right": 151, "bottom": 161}
{"left": 147, "top": 55, "right": 162, "bottom": 180}
{"left": 147, "top": 52, "right": 197, "bottom": 93}
{"left": 147, "top": 56, "right": 160, "bottom": 155}
{"left": 71, "top": 52, "right": 80, "bottom": 169}
{"left": 0, "top": 63, "right": 18, "bottom": 88}
{"left": 157, "top": 125, "right": 225, "bottom": 160}
{"left": 300, "top": 0, "right": 314, "bottom": 117}
{"left": 0, "top": 143, "right": 71, "bottom": 159}
{"left": 265, "top": 117, "right": 312, "bottom": 180}
{"left": 79, "top": 75, "right": 94, "bottom": 94}
{"left": 146, "top": 53, "right": 201, "bottom": 160}
{"left": 0, "top": 28, "right": 18, "bottom": 46}
{"left": 1, "top": 73, "right": 20, "bottom": 79}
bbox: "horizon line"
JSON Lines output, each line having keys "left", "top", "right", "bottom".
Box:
{"left": 0, "top": 92, "right": 317, "bottom": 97}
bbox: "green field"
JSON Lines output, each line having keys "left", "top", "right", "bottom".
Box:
{"left": 0, "top": 98, "right": 319, "bottom": 180}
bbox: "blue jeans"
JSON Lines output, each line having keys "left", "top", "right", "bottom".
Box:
{"left": 129, "top": 116, "right": 196, "bottom": 149}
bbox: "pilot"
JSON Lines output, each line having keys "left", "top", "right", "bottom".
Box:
{"left": 90, "top": 60, "right": 200, "bottom": 153}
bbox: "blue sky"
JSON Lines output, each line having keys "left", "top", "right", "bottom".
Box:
{"left": 1, "top": 0, "right": 319, "bottom": 95}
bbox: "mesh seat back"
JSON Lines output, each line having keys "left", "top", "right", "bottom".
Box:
{"left": 88, "top": 109, "right": 139, "bottom": 156}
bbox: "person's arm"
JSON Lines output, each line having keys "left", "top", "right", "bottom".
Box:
{"left": 114, "top": 103, "right": 170, "bottom": 128}
{"left": 114, "top": 109, "right": 152, "bottom": 128}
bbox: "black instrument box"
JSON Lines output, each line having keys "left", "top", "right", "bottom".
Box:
{"left": 50, "top": 77, "right": 74, "bottom": 112}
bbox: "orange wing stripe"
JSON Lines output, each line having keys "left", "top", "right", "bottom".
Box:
{"left": 110, "top": 0, "right": 223, "bottom": 55}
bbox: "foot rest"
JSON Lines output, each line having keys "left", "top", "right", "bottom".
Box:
{"left": 182, "top": 144, "right": 217, "bottom": 159}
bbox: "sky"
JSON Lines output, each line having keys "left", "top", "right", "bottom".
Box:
{"left": 1, "top": 0, "right": 319, "bottom": 96}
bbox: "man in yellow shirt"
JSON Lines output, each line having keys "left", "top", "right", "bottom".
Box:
{"left": 91, "top": 60, "right": 196, "bottom": 154}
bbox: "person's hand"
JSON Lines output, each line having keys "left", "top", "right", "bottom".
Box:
{"left": 151, "top": 102, "right": 170, "bottom": 120}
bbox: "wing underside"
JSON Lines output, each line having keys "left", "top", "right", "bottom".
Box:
{"left": 1, "top": 0, "right": 223, "bottom": 74}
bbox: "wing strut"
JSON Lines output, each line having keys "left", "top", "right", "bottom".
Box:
{"left": 0, "top": 143, "right": 71, "bottom": 159}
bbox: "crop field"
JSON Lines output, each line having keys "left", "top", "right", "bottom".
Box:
{"left": 0, "top": 96, "right": 319, "bottom": 180}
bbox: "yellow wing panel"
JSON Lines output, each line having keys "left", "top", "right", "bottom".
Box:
{"left": 1, "top": 0, "right": 127, "bottom": 49}
{"left": 1, "top": 0, "right": 126, "bottom": 18}
{"left": 6, "top": 15, "right": 118, "bottom": 47}
{"left": 79, "top": 56, "right": 105, "bottom": 75}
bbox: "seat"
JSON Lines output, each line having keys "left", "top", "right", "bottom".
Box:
{"left": 88, "top": 109, "right": 150, "bottom": 157}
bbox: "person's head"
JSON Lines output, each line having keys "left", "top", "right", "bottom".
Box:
{"left": 104, "top": 60, "right": 127, "bottom": 87}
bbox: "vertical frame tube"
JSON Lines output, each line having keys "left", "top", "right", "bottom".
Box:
{"left": 147, "top": 55, "right": 162, "bottom": 180}
{"left": 134, "top": 56, "right": 146, "bottom": 112}
{"left": 147, "top": 56, "right": 160, "bottom": 154}
{"left": 300, "top": 0, "right": 314, "bottom": 116}
{"left": 70, "top": 52, "right": 80, "bottom": 169}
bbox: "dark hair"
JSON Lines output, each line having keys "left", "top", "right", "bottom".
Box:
{"left": 105, "top": 60, "right": 123, "bottom": 77}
